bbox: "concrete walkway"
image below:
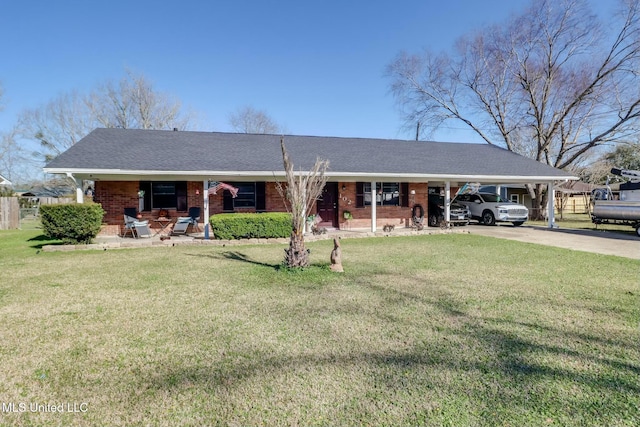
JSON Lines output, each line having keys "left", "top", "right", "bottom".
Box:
{"left": 465, "top": 224, "right": 640, "bottom": 260}
{"left": 42, "top": 224, "right": 639, "bottom": 260}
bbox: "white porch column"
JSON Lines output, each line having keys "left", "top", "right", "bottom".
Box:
{"left": 203, "top": 180, "right": 210, "bottom": 239}
{"left": 445, "top": 181, "right": 451, "bottom": 225}
{"left": 547, "top": 181, "right": 555, "bottom": 228}
{"left": 67, "top": 173, "right": 83, "bottom": 203}
{"left": 371, "top": 181, "right": 377, "bottom": 232}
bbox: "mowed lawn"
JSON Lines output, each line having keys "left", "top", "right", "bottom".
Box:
{"left": 0, "top": 229, "right": 638, "bottom": 426}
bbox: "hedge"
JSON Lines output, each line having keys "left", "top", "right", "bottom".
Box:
{"left": 210, "top": 212, "right": 292, "bottom": 240}
{"left": 40, "top": 203, "right": 105, "bottom": 244}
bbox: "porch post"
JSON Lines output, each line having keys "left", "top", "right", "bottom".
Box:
{"left": 203, "top": 180, "right": 210, "bottom": 239}
{"left": 547, "top": 181, "right": 555, "bottom": 228}
{"left": 445, "top": 181, "right": 451, "bottom": 225}
{"left": 67, "top": 173, "right": 83, "bottom": 203}
{"left": 371, "top": 181, "right": 377, "bottom": 232}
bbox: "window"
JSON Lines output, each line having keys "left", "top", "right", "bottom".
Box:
{"left": 356, "top": 182, "right": 408, "bottom": 207}
{"left": 223, "top": 182, "right": 266, "bottom": 211}
{"left": 139, "top": 181, "right": 187, "bottom": 211}
{"left": 510, "top": 194, "right": 519, "bottom": 203}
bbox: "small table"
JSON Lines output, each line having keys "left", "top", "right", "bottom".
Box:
{"left": 153, "top": 217, "right": 174, "bottom": 236}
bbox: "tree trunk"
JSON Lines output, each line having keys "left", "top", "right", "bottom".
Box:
{"left": 284, "top": 229, "right": 309, "bottom": 268}
{"left": 530, "top": 184, "right": 548, "bottom": 221}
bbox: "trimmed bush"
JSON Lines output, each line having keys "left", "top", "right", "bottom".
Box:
{"left": 210, "top": 212, "right": 292, "bottom": 240}
{"left": 40, "top": 203, "right": 105, "bottom": 244}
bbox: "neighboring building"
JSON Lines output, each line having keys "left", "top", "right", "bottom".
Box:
{"left": 43, "top": 128, "right": 577, "bottom": 236}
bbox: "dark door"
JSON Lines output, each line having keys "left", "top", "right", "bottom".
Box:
{"left": 317, "top": 182, "right": 338, "bottom": 227}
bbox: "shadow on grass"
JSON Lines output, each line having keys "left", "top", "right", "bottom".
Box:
{"left": 142, "top": 279, "right": 639, "bottom": 425}
{"left": 27, "top": 234, "right": 63, "bottom": 249}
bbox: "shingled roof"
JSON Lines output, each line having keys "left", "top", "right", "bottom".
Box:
{"left": 44, "top": 128, "right": 576, "bottom": 183}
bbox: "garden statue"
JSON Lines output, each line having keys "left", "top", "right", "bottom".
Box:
{"left": 330, "top": 238, "right": 344, "bottom": 273}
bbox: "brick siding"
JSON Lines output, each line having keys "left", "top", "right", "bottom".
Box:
{"left": 94, "top": 180, "right": 449, "bottom": 235}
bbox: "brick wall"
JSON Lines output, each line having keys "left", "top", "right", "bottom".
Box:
{"left": 336, "top": 182, "right": 429, "bottom": 229}
{"left": 94, "top": 180, "right": 440, "bottom": 235}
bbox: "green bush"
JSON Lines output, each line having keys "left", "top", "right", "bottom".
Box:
{"left": 40, "top": 203, "right": 105, "bottom": 244}
{"left": 210, "top": 212, "right": 292, "bottom": 240}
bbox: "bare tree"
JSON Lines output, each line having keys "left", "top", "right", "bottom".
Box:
{"left": 229, "top": 105, "right": 283, "bottom": 134}
{"left": 388, "top": 0, "right": 640, "bottom": 218}
{"left": 276, "top": 138, "right": 329, "bottom": 268}
{"left": 0, "top": 126, "right": 40, "bottom": 184}
{"left": 19, "top": 91, "right": 94, "bottom": 162}
{"left": 19, "top": 70, "right": 196, "bottom": 162}
{"left": 87, "top": 70, "right": 192, "bottom": 131}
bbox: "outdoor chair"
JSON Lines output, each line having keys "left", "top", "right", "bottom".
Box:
{"left": 187, "top": 207, "right": 201, "bottom": 232}
{"left": 172, "top": 217, "right": 191, "bottom": 235}
{"left": 123, "top": 214, "right": 137, "bottom": 238}
{"left": 133, "top": 220, "right": 152, "bottom": 238}
{"left": 172, "top": 207, "right": 201, "bottom": 235}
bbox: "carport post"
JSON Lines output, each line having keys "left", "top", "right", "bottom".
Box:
{"left": 371, "top": 181, "right": 377, "bottom": 232}
{"left": 445, "top": 181, "right": 451, "bottom": 224}
{"left": 203, "top": 180, "right": 210, "bottom": 239}
{"left": 547, "top": 181, "right": 555, "bottom": 228}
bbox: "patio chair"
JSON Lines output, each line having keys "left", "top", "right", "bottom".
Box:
{"left": 133, "top": 220, "right": 152, "bottom": 238}
{"left": 187, "top": 207, "right": 201, "bottom": 232}
{"left": 172, "top": 207, "right": 201, "bottom": 235}
{"left": 123, "top": 214, "right": 137, "bottom": 238}
{"left": 172, "top": 217, "right": 191, "bottom": 235}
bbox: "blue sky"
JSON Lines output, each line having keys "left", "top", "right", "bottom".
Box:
{"left": 1, "top": 0, "right": 611, "bottom": 149}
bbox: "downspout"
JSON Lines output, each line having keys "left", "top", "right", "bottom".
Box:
{"left": 67, "top": 173, "right": 83, "bottom": 203}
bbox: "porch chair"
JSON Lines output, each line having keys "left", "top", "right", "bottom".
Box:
{"left": 172, "top": 207, "right": 201, "bottom": 235}
{"left": 133, "top": 220, "right": 152, "bottom": 238}
{"left": 187, "top": 207, "right": 201, "bottom": 232}
{"left": 122, "top": 207, "right": 138, "bottom": 238}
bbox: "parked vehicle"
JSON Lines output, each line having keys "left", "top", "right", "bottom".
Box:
{"left": 428, "top": 200, "right": 470, "bottom": 227}
{"left": 454, "top": 192, "right": 529, "bottom": 226}
{"left": 591, "top": 168, "right": 640, "bottom": 237}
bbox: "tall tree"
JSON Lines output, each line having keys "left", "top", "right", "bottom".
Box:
{"left": 388, "top": 0, "right": 640, "bottom": 218}
{"left": 228, "top": 105, "right": 283, "bottom": 134}
{"left": 276, "top": 138, "right": 329, "bottom": 268}
{"left": 19, "top": 70, "right": 196, "bottom": 162}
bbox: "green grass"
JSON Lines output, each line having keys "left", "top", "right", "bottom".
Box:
{"left": 0, "top": 228, "right": 638, "bottom": 426}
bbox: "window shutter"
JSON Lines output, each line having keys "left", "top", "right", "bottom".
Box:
{"left": 256, "top": 182, "right": 266, "bottom": 211}
{"left": 176, "top": 181, "right": 187, "bottom": 211}
{"left": 401, "top": 182, "right": 409, "bottom": 207}
{"left": 223, "top": 190, "right": 234, "bottom": 211}
{"left": 140, "top": 181, "right": 151, "bottom": 211}
{"left": 356, "top": 182, "right": 364, "bottom": 207}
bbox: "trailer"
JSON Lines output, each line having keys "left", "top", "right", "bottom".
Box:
{"left": 591, "top": 168, "right": 640, "bottom": 237}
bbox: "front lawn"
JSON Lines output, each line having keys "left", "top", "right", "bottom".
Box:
{"left": 0, "top": 229, "right": 638, "bottom": 426}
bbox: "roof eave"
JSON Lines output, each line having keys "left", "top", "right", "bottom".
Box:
{"left": 44, "top": 168, "right": 578, "bottom": 184}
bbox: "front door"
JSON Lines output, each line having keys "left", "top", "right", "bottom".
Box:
{"left": 317, "top": 182, "right": 338, "bottom": 227}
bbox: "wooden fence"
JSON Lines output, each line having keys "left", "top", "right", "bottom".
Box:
{"left": 0, "top": 197, "right": 75, "bottom": 229}
{"left": 0, "top": 197, "right": 20, "bottom": 230}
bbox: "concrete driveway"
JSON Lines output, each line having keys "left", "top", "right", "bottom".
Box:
{"left": 466, "top": 224, "right": 640, "bottom": 260}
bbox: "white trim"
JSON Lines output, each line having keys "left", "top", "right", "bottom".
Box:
{"left": 43, "top": 168, "right": 579, "bottom": 184}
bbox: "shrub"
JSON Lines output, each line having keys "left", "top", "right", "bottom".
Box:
{"left": 40, "top": 203, "right": 105, "bottom": 244}
{"left": 210, "top": 212, "right": 292, "bottom": 239}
